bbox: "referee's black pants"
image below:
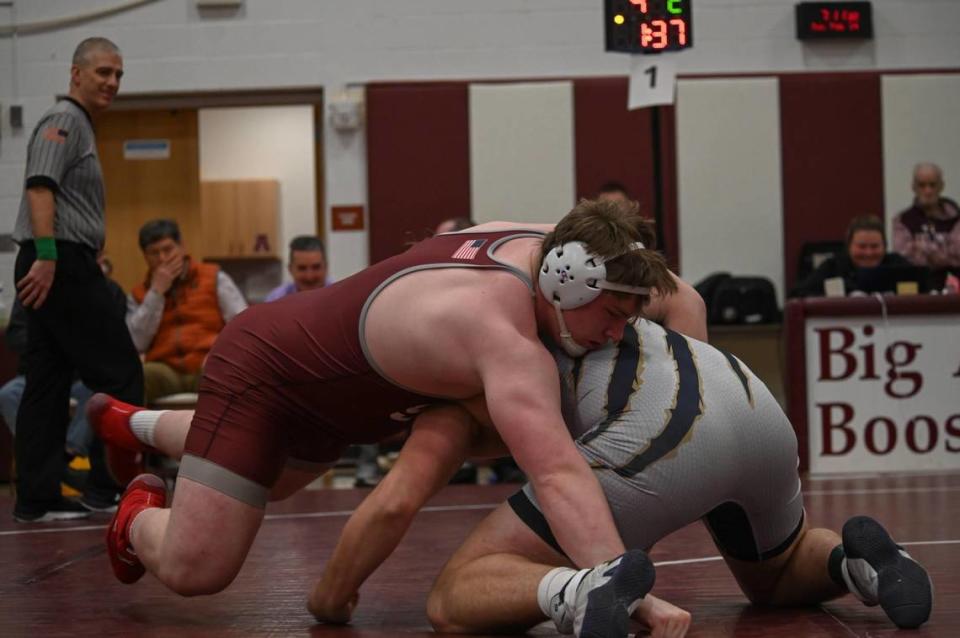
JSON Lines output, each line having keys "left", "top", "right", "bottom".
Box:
{"left": 13, "top": 241, "right": 144, "bottom": 511}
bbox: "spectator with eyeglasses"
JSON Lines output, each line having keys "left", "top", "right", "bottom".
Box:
{"left": 892, "top": 162, "right": 960, "bottom": 289}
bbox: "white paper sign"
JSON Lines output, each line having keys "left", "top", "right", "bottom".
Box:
{"left": 823, "top": 277, "right": 846, "bottom": 297}
{"left": 123, "top": 139, "right": 171, "bottom": 160}
{"left": 628, "top": 56, "right": 677, "bottom": 110}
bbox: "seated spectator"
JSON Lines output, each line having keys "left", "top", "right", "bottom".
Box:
{"left": 597, "top": 181, "right": 630, "bottom": 202}
{"left": 127, "top": 219, "right": 247, "bottom": 405}
{"left": 435, "top": 217, "right": 475, "bottom": 234}
{"left": 265, "top": 235, "right": 331, "bottom": 301}
{"left": 790, "top": 215, "right": 913, "bottom": 298}
{"left": 893, "top": 162, "right": 960, "bottom": 287}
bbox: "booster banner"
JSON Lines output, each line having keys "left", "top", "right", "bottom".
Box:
{"left": 805, "top": 315, "right": 960, "bottom": 473}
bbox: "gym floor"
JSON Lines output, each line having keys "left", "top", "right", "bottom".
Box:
{"left": 1, "top": 470, "right": 957, "bottom": 637}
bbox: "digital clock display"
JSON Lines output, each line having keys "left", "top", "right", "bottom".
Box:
{"left": 796, "top": 2, "right": 873, "bottom": 40}
{"left": 605, "top": 0, "right": 693, "bottom": 54}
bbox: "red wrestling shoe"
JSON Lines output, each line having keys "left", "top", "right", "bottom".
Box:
{"left": 87, "top": 393, "right": 152, "bottom": 486}
{"left": 106, "top": 473, "right": 166, "bottom": 584}
{"left": 87, "top": 393, "right": 151, "bottom": 452}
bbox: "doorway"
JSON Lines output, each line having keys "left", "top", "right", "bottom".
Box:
{"left": 96, "top": 88, "right": 325, "bottom": 297}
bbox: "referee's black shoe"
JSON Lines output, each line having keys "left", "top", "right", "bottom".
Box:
{"left": 14, "top": 497, "right": 92, "bottom": 523}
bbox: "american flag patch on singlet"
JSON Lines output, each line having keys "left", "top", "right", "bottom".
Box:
{"left": 451, "top": 238, "right": 486, "bottom": 260}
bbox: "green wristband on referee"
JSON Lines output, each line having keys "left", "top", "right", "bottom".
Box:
{"left": 34, "top": 236, "right": 58, "bottom": 261}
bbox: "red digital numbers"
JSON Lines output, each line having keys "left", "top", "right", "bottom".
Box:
{"left": 796, "top": 2, "right": 872, "bottom": 41}
{"left": 606, "top": 0, "right": 693, "bottom": 53}
{"left": 820, "top": 8, "right": 861, "bottom": 22}
{"left": 673, "top": 18, "right": 687, "bottom": 44}
{"left": 811, "top": 8, "right": 861, "bottom": 33}
{"left": 639, "top": 18, "right": 687, "bottom": 50}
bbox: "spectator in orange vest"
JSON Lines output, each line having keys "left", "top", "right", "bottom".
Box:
{"left": 127, "top": 219, "right": 247, "bottom": 404}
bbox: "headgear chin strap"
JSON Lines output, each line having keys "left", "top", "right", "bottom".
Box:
{"left": 539, "top": 240, "right": 650, "bottom": 357}
{"left": 553, "top": 304, "right": 589, "bottom": 357}
{"left": 538, "top": 241, "right": 650, "bottom": 310}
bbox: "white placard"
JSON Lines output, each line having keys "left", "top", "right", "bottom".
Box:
{"left": 123, "top": 139, "right": 171, "bottom": 160}
{"left": 823, "top": 277, "right": 846, "bottom": 298}
{"left": 805, "top": 315, "right": 960, "bottom": 474}
{"left": 628, "top": 56, "right": 677, "bottom": 110}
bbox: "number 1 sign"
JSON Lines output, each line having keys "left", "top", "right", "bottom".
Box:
{"left": 628, "top": 55, "right": 677, "bottom": 109}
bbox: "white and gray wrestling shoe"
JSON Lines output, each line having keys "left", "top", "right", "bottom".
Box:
{"left": 548, "top": 549, "right": 656, "bottom": 638}
{"left": 841, "top": 516, "right": 933, "bottom": 629}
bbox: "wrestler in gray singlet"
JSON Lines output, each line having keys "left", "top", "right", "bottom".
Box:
{"left": 510, "top": 319, "right": 804, "bottom": 562}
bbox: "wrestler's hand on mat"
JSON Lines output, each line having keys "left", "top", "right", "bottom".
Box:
{"left": 307, "top": 589, "right": 359, "bottom": 624}
{"left": 632, "top": 594, "right": 691, "bottom": 638}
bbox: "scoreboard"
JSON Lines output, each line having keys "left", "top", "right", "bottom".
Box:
{"left": 605, "top": 0, "right": 693, "bottom": 53}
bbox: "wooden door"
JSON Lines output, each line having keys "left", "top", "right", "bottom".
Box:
{"left": 97, "top": 109, "right": 200, "bottom": 292}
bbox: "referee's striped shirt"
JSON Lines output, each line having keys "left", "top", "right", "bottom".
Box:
{"left": 13, "top": 97, "right": 107, "bottom": 251}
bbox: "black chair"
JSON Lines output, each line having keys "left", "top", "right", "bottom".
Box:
{"left": 709, "top": 276, "right": 781, "bottom": 324}
{"left": 796, "top": 240, "right": 845, "bottom": 284}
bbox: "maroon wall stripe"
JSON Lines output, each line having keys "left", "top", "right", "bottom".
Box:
{"left": 366, "top": 82, "right": 471, "bottom": 264}
{"left": 573, "top": 79, "right": 679, "bottom": 264}
{"left": 779, "top": 73, "right": 884, "bottom": 292}
{"left": 784, "top": 299, "right": 810, "bottom": 471}
{"left": 573, "top": 78, "right": 656, "bottom": 212}
{"left": 657, "top": 105, "right": 679, "bottom": 271}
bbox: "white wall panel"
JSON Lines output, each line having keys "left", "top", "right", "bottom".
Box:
{"left": 470, "top": 82, "right": 575, "bottom": 225}
{"left": 677, "top": 78, "right": 785, "bottom": 300}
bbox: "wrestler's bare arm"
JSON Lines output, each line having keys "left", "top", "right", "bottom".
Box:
{"left": 642, "top": 272, "right": 708, "bottom": 341}
{"left": 307, "top": 405, "right": 477, "bottom": 624}
{"left": 472, "top": 311, "right": 625, "bottom": 567}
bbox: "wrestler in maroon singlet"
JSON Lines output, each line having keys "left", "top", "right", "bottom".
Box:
{"left": 184, "top": 230, "right": 543, "bottom": 489}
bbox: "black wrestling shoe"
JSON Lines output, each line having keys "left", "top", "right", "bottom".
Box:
{"left": 576, "top": 549, "right": 656, "bottom": 638}
{"left": 842, "top": 515, "right": 933, "bottom": 629}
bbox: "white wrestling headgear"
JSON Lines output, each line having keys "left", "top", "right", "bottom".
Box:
{"left": 538, "top": 241, "right": 650, "bottom": 357}
{"left": 538, "top": 241, "right": 650, "bottom": 310}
